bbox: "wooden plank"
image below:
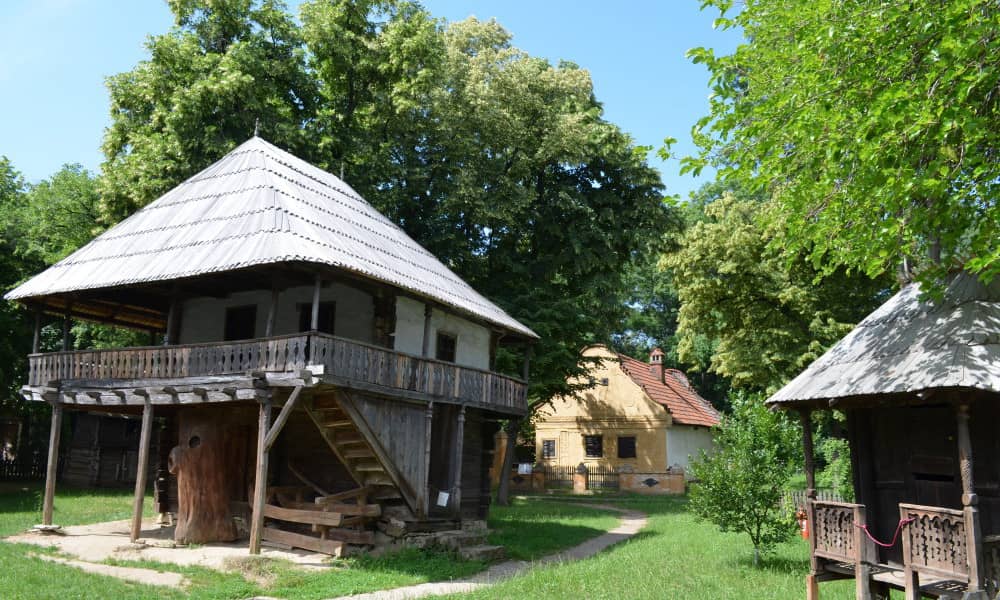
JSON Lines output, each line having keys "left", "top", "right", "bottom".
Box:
{"left": 314, "top": 487, "right": 370, "bottom": 503}
{"left": 262, "top": 526, "right": 344, "bottom": 556}
{"left": 319, "top": 527, "right": 374, "bottom": 545}
{"left": 264, "top": 385, "right": 303, "bottom": 450}
{"left": 130, "top": 398, "right": 154, "bottom": 542}
{"left": 41, "top": 403, "right": 63, "bottom": 525}
{"left": 263, "top": 503, "right": 344, "bottom": 527}
{"left": 309, "top": 502, "right": 380, "bottom": 517}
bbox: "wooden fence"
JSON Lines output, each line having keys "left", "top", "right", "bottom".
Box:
{"left": 586, "top": 464, "right": 620, "bottom": 491}
{"left": 0, "top": 455, "right": 48, "bottom": 481}
{"left": 785, "top": 489, "right": 844, "bottom": 509}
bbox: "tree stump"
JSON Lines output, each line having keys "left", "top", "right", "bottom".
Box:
{"left": 168, "top": 407, "right": 249, "bottom": 544}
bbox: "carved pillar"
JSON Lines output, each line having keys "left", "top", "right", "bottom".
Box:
{"left": 310, "top": 275, "right": 321, "bottom": 331}
{"left": 800, "top": 408, "right": 821, "bottom": 586}
{"left": 421, "top": 304, "right": 433, "bottom": 357}
{"left": 956, "top": 402, "right": 987, "bottom": 597}
{"left": 265, "top": 285, "right": 279, "bottom": 337}
{"left": 61, "top": 310, "right": 71, "bottom": 351}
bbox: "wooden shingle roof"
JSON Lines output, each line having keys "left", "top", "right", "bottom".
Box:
{"left": 617, "top": 353, "right": 720, "bottom": 427}
{"left": 768, "top": 271, "right": 1000, "bottom": 407}
{"left": 5, "top": 137, "right": 537, "bottom": 339}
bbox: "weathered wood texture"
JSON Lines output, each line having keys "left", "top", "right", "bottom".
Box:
{"left": 261, "top": 526, "right": 344, "bottom": 557}
{"left": 812, "top": 500, "right": 863, "bottom": 563}
{"left": 900, "top": 503, "right": 970, "bottom": 584}
{"left": 168, "top": 407, "right": 251, "bottom": 544}
{"left": 41, "top": 404, "right": 62, "bottom": 525}
{"left": 130, "top": 399, "right": 154, "bottom": 542}
{"left": 28, "top": 333, "right": 527, "bottom": 414}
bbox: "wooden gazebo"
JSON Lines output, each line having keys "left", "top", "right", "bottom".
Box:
{"left": 7, "top": 137, "right": 536, "bottom": 557}
{"left": 768, "top": 272, "right": 1000, "bottom": 600}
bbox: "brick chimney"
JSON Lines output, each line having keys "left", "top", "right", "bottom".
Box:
{"left": 648, "top": 347, "right": 665, "bottom": 383}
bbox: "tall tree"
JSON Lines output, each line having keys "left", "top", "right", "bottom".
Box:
{"left": 688, "top": 0, "right": 1000, "bottom": 286}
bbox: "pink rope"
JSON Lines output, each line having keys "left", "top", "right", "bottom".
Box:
{"left": 855, "top": 517, "right": 915, "bottom": 548}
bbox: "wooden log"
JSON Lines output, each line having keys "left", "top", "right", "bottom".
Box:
{"left": 314, "top": 487, "right": 371, "bottom": 503}
{"left": 130, "top": 399, "right": 154, "bottom": 542}
{"left": 319, "top": 527, "right": 374, "bottom": 545}
{"left": 168, "top": 407, "right": 247, "bottom": 544}
{"left": 262, "top": 526, "right": 344, "bottom": 556}
{"left": 249, "top": 400, "right": 272, "bottom": 554}
{"left": 41, "top": 403, "right": 63, "bottom": 526}
{"left": 263, "top": 503, "right": 344, "bottom": 527}
{"left": 264, "top": 386, "right": 303, "bottom": 451}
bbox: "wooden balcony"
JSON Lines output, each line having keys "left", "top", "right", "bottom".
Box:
{"left": 26, "top": 332, "right": 527, "bottom": 414}
{"left": 810, "top": 500, "right": 1000, "bottom": 598}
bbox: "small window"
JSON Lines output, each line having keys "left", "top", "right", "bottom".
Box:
{"left": 224, "top": 305, "right": 257, "bottom": 341}
{"left": 436, "top": 332, "right": 457, "bottom": 363}
{"left": 618, "top": 436, "right": 637, "bottom": 459}
{"left": 584, "top": 435, "right": 603, "bottom": 458}
{"left": 298, "top": 301, "right": 335, "bottom": 335}
{"left": 541, "top": 439, "right": 556, "bottom": 459}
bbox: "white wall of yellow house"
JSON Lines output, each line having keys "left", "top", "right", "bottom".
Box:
{"left": 178, "top": 282, "right": 375, "bottom": 344}
{"left": 393, "top": 296, "right": 490, "bottom": 370}
{"left": 665, "top": 425, "right": 715, "bottom": 473}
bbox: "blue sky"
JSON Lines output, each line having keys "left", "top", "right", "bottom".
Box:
{"left": 0, "top": 0, "right": 741, "bottom": 199}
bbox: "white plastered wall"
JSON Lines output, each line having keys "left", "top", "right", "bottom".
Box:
{"left": 666, "top": 425, "right": 715, "bottom": 473}
{"left": 393, "top": 296, "right": 490, "bottom": 370}
{"left": 178, "top": 282, "right": 374, "bottom": 344}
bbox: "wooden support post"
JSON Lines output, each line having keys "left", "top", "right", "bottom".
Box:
{"left": 853, "top": 504, "right": 872, "bottom": 600}
{"left": 451, "top": 406, "right": 466, "bottom": 518}
{"left": 32, "top": 310, "right": 41, "bottom": 354}
{"left": 249, "top": 399, "right": 272, "bottom": 554}
{"left": 421, "top": 304, "right": 433, "bottom": 357}
{"left": 130, "top": 398, "right": 154, "bottom": 542}
{"left": 310, "top": 275, "right": 321, "bottom": 331}
{"left": 956, "top": 402, "right": 987, "bottom": 596}
{"left": 422, "top": 401, "right": 433, "bottom": 518}
{"left": 264, "top": 386, "right": 303, "bottom": 451}
{"left": 62, "top": 310, "right": 71, "bottom": 351}
{"left": 164, "top": 295, "right": 179, "bottom": 346}
{"left": 805, "top": 573, "right": 819, "bottom": 600}
{"left": 41, "top": 402, "right": 63, "bottom": 526}
{"left": 265, "top": 285, "right": 280, "bottom": 337}
{"left": 495, "top": 418, "right": 520, "bottom": 506}
{"left": 799, "top": 408, "right": 820, "bottom": 580}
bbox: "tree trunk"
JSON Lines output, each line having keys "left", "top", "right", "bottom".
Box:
{"left": 168, "top": 407, "right": 250, "bottom": 544}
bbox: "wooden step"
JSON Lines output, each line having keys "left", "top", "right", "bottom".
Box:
{"left": 334, "top": 433, "right": 364, "bottom": 445}
{"left": 343, "top": 449, "right": 374, "bottom": 459}
{"left": 354, "top": 462, "right": 383, "bottom": 472}
{"left": 325, "top": 420, "right": 354, "bottom": 428}
{"left": 364, "top": 473, "right": 394, "bottom": 486}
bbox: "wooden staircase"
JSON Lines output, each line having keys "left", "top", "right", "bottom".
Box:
{"left": 303, "top": 396, "right": 402, "bottom": 501}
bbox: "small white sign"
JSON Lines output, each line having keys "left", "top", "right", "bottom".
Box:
{"left": 517, "top": 463, "right": 533, "bottom": 475}
{"left": 436, "top": 491, "right": 450, "bottom": 507}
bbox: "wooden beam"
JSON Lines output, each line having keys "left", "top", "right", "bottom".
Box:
{"left": 264, "top": 385, "right": 303, "bottom": 451}
{"left": 799, "top": 409, "right": 816, "bottom": 497}
{"left": 41, "top": 403, "right": 63, "bottom": 526}
{"left": 130, "top": 398, "right": 154, "bottom": 542}
{"left": 32, "top": 311, "right": 41, "bottom": 354}
{"left": 287, "top": 462, "right": 328, "bottom": 497}
{"left": 249, "top": 399, "right": 272, "bottom": 555}
{"left": 421, "top": 304, "right": 433, "bottom": 357}
{"left": 62, "top": 310, "right": 71, "bottom": 351}
{"left": 164, "top": 295, "right": 179, "bottom": 346}
{"left": 262, "top": 526, "right": 344, "bottom": 556}
{"left": 451, "top": 406, "right": 466, "bottom": 518}
{"left": 265, "top": 285, "right": 279, "bottom": 337}
{"left": 263, "top": 503, "right": 345, "bottom": 527}
{"left": 310, "top": 275, "right": 321, "bottom": 331}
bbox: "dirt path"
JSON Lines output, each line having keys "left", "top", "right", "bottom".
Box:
{"left": 325, "top": 502, "right": 648, "bottom": 600}
{"left": 30, "top": 553, "right": 189, "bottom": 588}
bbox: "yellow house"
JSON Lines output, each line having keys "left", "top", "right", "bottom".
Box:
{"left": 534, "top": 345, "right": 719, "bottom": 473}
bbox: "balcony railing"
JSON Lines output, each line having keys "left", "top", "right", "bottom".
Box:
{"left": 26, "top": 332, "right": 527, "bottom": 413}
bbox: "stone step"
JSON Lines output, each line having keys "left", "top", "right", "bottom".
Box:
{"left": 438, "top": 531, "right": 488, "bottom": 550}
{"left": 459, "top": 544, "right": 505, "bottom": 562}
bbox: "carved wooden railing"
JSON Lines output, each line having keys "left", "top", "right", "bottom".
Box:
{"left": 899, "top": 503, "right": 972, "bottom": 585}
{"left": 26, "top": 332, "right": 527, "bottom": 413}
{"left": 812, "top": 500, "right": 866, "bottom": 563}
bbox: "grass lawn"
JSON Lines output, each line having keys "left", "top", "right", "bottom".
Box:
{"left": 0, "top": 482, "right": 618, "bottom": 599}
{"left": 451, "top": 495, "right": 869, "bottom": 600}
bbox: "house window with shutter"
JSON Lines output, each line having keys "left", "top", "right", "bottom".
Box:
{"left": 436, "top": 331, "right": 457, "bottom": 363}
{"left": 584, "top": 435, "right": 603, "bottom": 458}
{"left": 617, "top": 436, "right": 637, "bottom": 459}
{"left": 224, "top": 305, "right": 257, "bottom": 341}
{"left": 541, "top": 439, "right": 556, "bottom": 459}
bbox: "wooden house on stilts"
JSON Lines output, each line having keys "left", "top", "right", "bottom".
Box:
{"left": 768, "top": 272, "right": 1000, "bottom": 599}
{"left": 8, "top": 137, "right": 536, "bottom": 557}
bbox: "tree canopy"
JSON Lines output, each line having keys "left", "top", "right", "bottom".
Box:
{"left": 98, "top": 0, "right": 674, "bottom": 400}
{"left": 688, "top": 0, "right": 1000, "bottom": 286}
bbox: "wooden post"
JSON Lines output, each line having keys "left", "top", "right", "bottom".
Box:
{"left": 61, "top": 311, "right": 71, "bottom": 351}
{"left": 249, "top": 399, "right": 272, "bottom": 554}
{"left": 956, "top": 402, "right": 987, "bottom": 597}
{"left": 164, "top": 295, "right": 179, "bottom": 346}
{"left": 130, "top": 398, "right": 154, "bottom": 542}
{"left": 421, "top": 304, "right": 433, "bottom": 357}
{"left": 451, "top": 406, "right": 466, "bottom": 518}
{"left": 853, "top": 504, "right": 872, "bottom": 600}
{"left": 495, "top": 418, "right": 520, "bottom": 506}
{"left": 41, "top": 402, "right": 63, "bottom": 526}
{"left": 264, "top": 386, "right": 303, "bottom": 451}
{"left": 265, "top": 285, "right": 280, "bottom": 338}
{"left": 32, "top": 310, "right": 41, "bottom": 354}
{"left": 310, "top": 275, "right": 321, "bottom": 331}
{"left": 422, "top": 401, "right": 433, "bottom": 518}
{"left": 800, "top": 408, "right": 820, "bottom": 582}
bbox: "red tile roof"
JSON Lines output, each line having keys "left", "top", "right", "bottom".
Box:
{"left": 617, "top": 353, "right": 720, "bottom": 427}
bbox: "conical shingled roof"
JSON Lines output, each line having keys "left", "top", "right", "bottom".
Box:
{"left": 768, "top": 271, "right": 1000, "bottom": 406}
{"left": 5, "top": 137, "right": 537, "bottom": 339}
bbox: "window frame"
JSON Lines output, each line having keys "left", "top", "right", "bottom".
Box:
{"left": 583, "top": 434, "right": 603, "bottom": 459}
{"left": 617, "top": 435, "right": 637, "bottom": 459}
{"left": 435, "top": 330, "right": 458, "bottom": 363}
{"left": 223, "top": 304, "right": 257, "bottom": 341}
{"left": 541, "top": 439, "right": 556, "bottom": 459}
